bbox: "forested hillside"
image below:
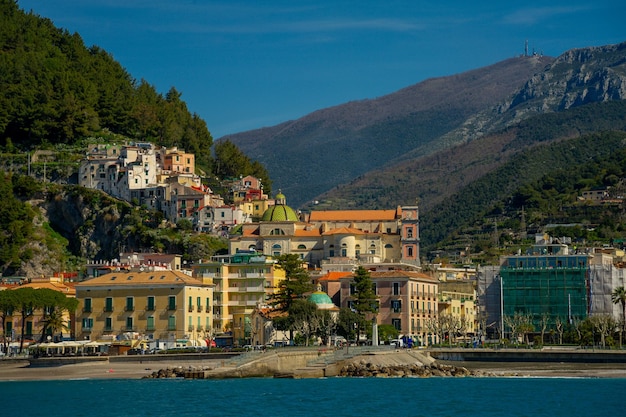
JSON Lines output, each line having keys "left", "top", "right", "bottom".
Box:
{"left": 422, "top": 129, "right": 626, "bottom": 262}
{"left": 0, "top": 1, "right": 213, "bottom": 167}
{"left": 0, "top": 1, "right": 271, "bottom": 277}
{"left": 313, "top": 100, "right": 626, "bottom": 213}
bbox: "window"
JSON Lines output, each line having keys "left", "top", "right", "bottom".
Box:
{"left": 126, "top": 316, "right": 134, "bottom": 331}
{"left": 372, "top": 283, "right": 377, "bottom": 295}
{"left": 407, "top": 246, "right": 413, "bottom": 257}
{"left": 393, "top": 282, "right": 401, "bottom": 296}
{"left": 146, "top": 296, "right": 155, "bottom": 311}
{"left": 347, "top": 300, "right": 355, "bottom": 311}
{"left": 82, "top": 318, "right": 94, "bottom": 330}
{"left": 105, "top": 297, "right": 113, "bottom": 312}
{"left": 407, "top": 228, "right": 413, "bottom": 238}
{"left": 147, "top": 316, "right": 155, "bottom": 331}
{"left": 391, "top": 318, "right": 401, "bottom": 331}
{"left": 168, "top": 315, "right": 176, "bottom": 331}
{"left": 26, "top": 321, "right": 33, "bottom": 336}
{"left": 125, "top": 297, "right": 134, "bottom": 311}
{"left": 168, "top": 296, "right": 176, "bottom": 310}
{"left": 105, "top": 317, "right": 112, "bottom": 331}
{"left": 391, "top": 299, "right": 402, "bottom": 313}
{"left": 83, "top": 298, "right": 92, "bottom": 313}
{"left": 349, "top": 284, "right": 356, "bottom": 295}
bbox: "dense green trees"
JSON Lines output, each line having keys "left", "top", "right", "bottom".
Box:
{"left": 270, "top": 254, "right": 314, "bottom": 313}
{"left": 214, "top": 139, "right": 272, "bottom": 195}
{"left": 0, "top": 1, "right": 216, "bottom": 169}
{"left": 0, "top": 286, "right": 77, "bottom": 353}
{"left": 335, "top": 267, "right": 378, "bottom": 344}
{"left": 0, "top": 172, "right": 35, "bottom": 274}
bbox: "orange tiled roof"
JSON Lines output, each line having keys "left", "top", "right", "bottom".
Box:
{"left": 75, "top": 270, "right": 210, "bottom": 287}
{"left": 342, "top": 270, "right": 437, "bottom": 282}
{"left": 309, "top": 210, "right": 398, "bottom": 222}
{"left": 294, "top": 228, "right": 322, "bottom": 237}
{"left": 19, "top": 281, "right": 76, "bottom": 296}
{"left": 322, "top": 227, "right": 365, "bottom": 236}
{"left": 318, "top": 271, "right": 352, "bottom": 282}
{"left": 241, "top": 227, "right": 260, "bottom": 237}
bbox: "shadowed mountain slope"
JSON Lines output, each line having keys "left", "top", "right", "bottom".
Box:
{"left": 223, "top": 55, "right": 554, "bottom": 207}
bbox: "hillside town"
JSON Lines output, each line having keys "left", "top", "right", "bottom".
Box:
{"left": 2, "top": 142, "right": 626, "bottom": 357}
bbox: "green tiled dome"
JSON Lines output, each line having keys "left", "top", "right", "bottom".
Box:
{"left": 261, "top": 191, "right": 299, "bottom": 221}
{"left": 308, "top": 291, "right": 333, "bottom": 306}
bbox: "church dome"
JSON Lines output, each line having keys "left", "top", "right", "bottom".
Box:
{"left": 308, "top": 291, "right": 333, "bottom": 306}
{"left": 261, "top": 191, "right": 299, "bottom": 222}
{"left": 307, "top": 284, "right": 336, "bottom": 309}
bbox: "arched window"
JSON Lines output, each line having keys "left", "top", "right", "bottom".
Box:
{"left": 385, "top": 244, "right": 393, "bottom": 248}
{"left": 297, "top": 244, "right": 306, "bottom": 250}
{"left": 341, "top": 243, "right": 347, "bottom": 257}
{"left": 272, "top": 244, "right": 282, "bottom": 256}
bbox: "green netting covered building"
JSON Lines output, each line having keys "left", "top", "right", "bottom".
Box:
{"left": 500, "top": 252, "right": 590, "bottom": 330}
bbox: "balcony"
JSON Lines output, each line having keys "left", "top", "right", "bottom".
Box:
{"left": 103, "top": 306, "right": 114, "bottom": 313}
{"left": 168, "top": 325, "right": 177, "bottom": 331}
{"left": 187, "top": 325, "right": 195, "bottom": 332}
{"left": 125, "top": 306, "right": 135, "bottom": 312}
{"left": 146, "top": 306, "right": 156, "bottom": 312}
{"left": 196, "top": 325, "right": 204, "bottom": 331}
{"left": 168, "top": 304, "right": 177, "bottom": 311}
{"left": 146, "top": 325, "right": 156, "bottom": 332}
{"left": 82, "top": 327, "right": 92, "bottom": 332}
{"left": 123, "top": 326, "right": 137, "bottom": 332}
{"left": 205, "top": 307, "right": 211, "bottom": 313}
{"left": 82, "top": 307, "right": 92, "bottom": 313}
{"left": 188, "top": 306, "right": 194, "bottom": 312}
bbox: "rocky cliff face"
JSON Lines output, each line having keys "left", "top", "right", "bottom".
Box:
{"left": 507, "top": 41, "right": 626, "bottom": 118}
{"left": 439, "top": 42, "right": 626, "bottom": 146}
{"left": 17, "top": 187, "right": 133, "bottom": 278}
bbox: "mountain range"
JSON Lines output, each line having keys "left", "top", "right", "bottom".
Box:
{"left": 223, "top": 42, "right": 626, "bottom": 213}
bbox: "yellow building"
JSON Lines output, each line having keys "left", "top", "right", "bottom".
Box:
{"left": 192, "top": 251, "right": 284, "bottom": 346}
{"left": 74, "top": 270, "right": 214, "bottom": 348}
{"left": 437, "top": 281, "right": 477, "bottom": 340}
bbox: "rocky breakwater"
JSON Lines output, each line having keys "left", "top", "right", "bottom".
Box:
{"left": 142, "top": 365, "right": 214, "bottom": 379}
{"left": 339, "top": 359, "right": 491, "bottom": 378}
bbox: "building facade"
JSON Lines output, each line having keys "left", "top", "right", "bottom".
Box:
{"left": 74, "top": 270, "right": 214, "bottom": 348}
{"left": 340, "top": 270, "right": 438, "bottom": 346}
{"left": 192, "top": 252, "right": 284, "bottom": 346}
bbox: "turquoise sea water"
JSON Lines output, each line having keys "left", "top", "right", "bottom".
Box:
{"left": 2, "top": 377, "right": 623, "bottom": 417}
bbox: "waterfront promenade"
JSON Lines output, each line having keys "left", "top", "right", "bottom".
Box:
{"left": 3, "top": 346, "right": 626, "bottom": 381}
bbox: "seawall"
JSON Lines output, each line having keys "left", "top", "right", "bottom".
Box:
{"left": 429, "top": 347, "right": 626, "bottom": 363}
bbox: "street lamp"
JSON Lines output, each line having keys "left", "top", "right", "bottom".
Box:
{"left": 499, "top": 275, "right": 505, "bottom": 341}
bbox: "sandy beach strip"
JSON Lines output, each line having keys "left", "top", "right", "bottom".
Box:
{"left": 2, "top": 357, "right": 626, "bottom": 381}
{"left": 0, "top": 358, "right": 225, "bottom": 382}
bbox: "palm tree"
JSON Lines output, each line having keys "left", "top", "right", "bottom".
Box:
{"left": 611, "top": 286, "right": 626, "bottom": 347}
{"left": 612, "top": 287, "right": 626, "bottom": 322}
{"left": 40, "top": 308, "right": 69, "bottom": 342}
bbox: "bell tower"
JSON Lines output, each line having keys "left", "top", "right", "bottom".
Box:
{"left": 400, "top": 202, "right": 420, "bottom": 266}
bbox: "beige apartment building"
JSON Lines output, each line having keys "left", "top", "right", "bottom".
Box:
{"left": 192, "top": 252, "right": 285, "bottom": 346}
{"left": 340, "top": 270, "right": 438, "bottom": 346}
{"left": 75, "top": 270, "right": 214, "bottom": 348}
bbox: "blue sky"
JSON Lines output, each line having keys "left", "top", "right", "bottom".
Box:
{"left": 17, "top": 0, "right": 625, "bottom": 139}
